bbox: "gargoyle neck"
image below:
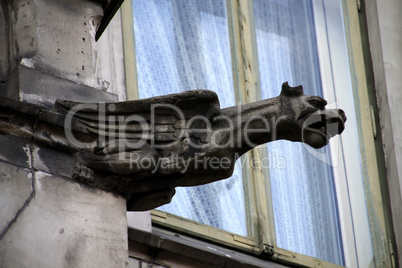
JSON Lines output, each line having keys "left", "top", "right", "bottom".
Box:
{"left": 219, "top": 96, "right": 283, "bottom": 156}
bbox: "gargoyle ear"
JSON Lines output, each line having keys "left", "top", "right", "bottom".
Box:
{"left": 280, "top": 81, "right": 304, "bottom": 97}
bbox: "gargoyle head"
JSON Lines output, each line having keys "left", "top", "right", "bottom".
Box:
{"left": 279, "top": 82, "right": 346, "bottom": 149}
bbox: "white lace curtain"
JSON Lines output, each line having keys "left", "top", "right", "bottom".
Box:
{"left": 254, "top": 0, "right": 343, "bottom": 265}
{"left": 132, "top": 0, "right": 344, "bottom": 265}
{"left": 132, "top": 0, "right": 247, "bottom": 236}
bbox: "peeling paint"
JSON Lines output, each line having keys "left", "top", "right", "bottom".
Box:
{"left": 20, "top": 57, "right": 35, "bottom": 68}
{"left": 207, "top": 246, "right": 233, "bottom": 258}
{"left": 32, "top": 147, "right": 50, "bottom": 174}
{"left": 20, "top": 92, "right": 47, "bottom": 106}
{"left": 33, "top": 171, "right": 49, "bottom": 191}
{"left": 22, "top": 144, "right": 32, "bottom": 169}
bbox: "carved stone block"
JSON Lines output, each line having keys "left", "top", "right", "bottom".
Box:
{"left": 0, "top": 82, "right": 346, "bottom": 210}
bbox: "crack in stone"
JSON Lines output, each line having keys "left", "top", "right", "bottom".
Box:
{"left": 0, "top": 144, "right": 36, "bottom": 241}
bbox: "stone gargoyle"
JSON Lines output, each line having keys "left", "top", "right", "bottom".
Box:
{"left": 53, "top": 82, "right": 346, "bottom": 210}
{"left": 0, "top": 82, "right": 346, "bottom": 210}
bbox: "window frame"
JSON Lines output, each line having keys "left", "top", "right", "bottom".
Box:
{"left": 119, "top": 0, "right": 396, "bottom": 267}
{"left": 340, "top": 0, "right": 395, "bottom": 266}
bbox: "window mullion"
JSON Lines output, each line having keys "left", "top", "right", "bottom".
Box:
{"left": 121, "top": 0, "right": 139, "bottom": 101}
{"left": 226, "top": 0, "right": 275, "bottom": 253}
{"left": 226, "top": 0, "right": 260, "bottom": 104}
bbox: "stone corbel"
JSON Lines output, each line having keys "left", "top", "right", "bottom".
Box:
{"left": 0, "top": 82, "right": 346, "bottom": 211}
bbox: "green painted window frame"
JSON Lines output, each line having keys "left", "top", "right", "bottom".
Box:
{"left": 120, "top": 0, "right": 396, "bottom": 267}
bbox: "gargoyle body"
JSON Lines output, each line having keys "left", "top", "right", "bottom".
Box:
{"left": 53, "top": 82, "right": 346, "bottom": 210}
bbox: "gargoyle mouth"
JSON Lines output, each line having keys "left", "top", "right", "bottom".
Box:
{"left": 300, "top": 109, "right": 346, "bottom": 148}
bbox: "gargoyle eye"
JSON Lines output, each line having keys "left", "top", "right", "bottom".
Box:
{"left": 307, "top": 97, "right": 327, "bottom": 110}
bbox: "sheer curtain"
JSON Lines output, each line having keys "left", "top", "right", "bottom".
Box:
{"left": 254, "top": 0, "right": 344, "bottom": 265}
{"left": 132, "top": 0, "right": 345, "bottom": 263}
{"left": 132, "top": 0, "right": 247, "bottom": 236}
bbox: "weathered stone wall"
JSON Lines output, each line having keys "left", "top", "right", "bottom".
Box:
{"left": 0, "top": 134, "right": 129, "bottom": 268}
{"left": 365, "top": 0, "right": 402, "bottom": 263}
{"left": 1, "top": 0, "right": 118, "bottom": 107}
{"left": 0, "top": 1, "right": 129, "bottom": 267}
{"left": 9, "top": 0, "right": 102, "bottom": 88}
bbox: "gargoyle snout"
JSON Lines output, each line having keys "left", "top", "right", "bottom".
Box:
{"left": 303, "top": 109, "right": 347, "bottom": 138}
{"left": 325, "top": 109, "right": 347, "bottom": 137}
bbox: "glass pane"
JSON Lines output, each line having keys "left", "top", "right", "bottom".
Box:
{"left": 253, "top": 0, "right": 344, "bottom": 265}
{"left": 132, "top": 0, "right": 247, "bottom": 236}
